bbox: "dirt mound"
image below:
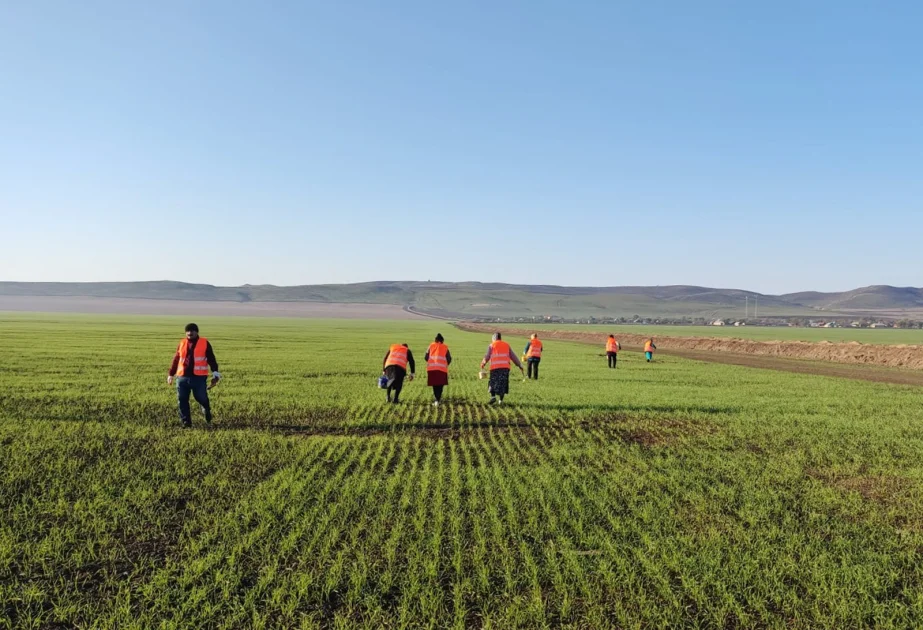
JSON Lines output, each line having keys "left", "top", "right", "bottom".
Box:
{"left": 456, "top": 323, "right": 923, "bottom": 371}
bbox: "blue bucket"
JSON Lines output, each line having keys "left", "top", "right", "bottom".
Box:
{"left": 377, "top": 375, "right": 389, "bottom": 389}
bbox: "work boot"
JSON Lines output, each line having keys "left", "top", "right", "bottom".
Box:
{"left": 488, "top": 397, "right": 497, "bottom": 405}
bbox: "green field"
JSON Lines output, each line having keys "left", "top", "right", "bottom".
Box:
{"left": 3, "top": 314, "right": 923, "bottom": 628}
{"left": 510, "top": 323, "right": 923, "bottom": 345}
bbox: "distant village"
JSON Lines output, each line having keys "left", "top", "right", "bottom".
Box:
{"left": 473, "top": 315, "right": 923, "bottom": 329}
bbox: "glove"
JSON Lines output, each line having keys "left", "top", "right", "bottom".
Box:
{"left": 167, "top": 375, "right": 174, "bottom": 385}
{"left": 212, "top": 371, "right": 222, "bottom": 381}
{"left": 408, "top": 373, "right": 415, "bottom": 382}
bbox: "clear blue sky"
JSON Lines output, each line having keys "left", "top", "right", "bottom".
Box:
{"left": 2, "top": 1, "right": 920, "bottom": 294}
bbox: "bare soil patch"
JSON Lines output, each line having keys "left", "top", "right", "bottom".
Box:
{"left": 457, "top": 323, "right": 923, "bottom": 386}
{"left": 806, "top": 468, "right": 913, "bottom": 505}
{"left": 582, "top": 413, "right": 717, "bottom": 448}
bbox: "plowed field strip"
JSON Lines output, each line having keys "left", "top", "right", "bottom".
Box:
{"left": 663, "top": 348, "right": 923, "bottom": 386}
{"left": 456, "top": 324, "right": 923, "bottom": 386}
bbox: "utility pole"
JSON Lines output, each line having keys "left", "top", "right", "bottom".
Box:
{"left": 755, "top": 296, "right": 758, "bottom": 319}
{"left": 745, "top": 296, "right": 749, "bottom": 319}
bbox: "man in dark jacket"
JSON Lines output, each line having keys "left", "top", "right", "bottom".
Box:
{"left": 167, "top": 323, "right": 221, "bottom": 427}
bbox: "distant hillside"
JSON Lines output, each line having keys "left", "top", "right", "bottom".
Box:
{"left": 1, "top": 281, "right": 918, "bottom": 319}
{"left": 783, "top": 286, "right": 923, "bottom": 311}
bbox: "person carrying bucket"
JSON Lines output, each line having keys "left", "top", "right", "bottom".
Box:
{"left": 382, "top": 343, "right": 415, "bottom": 404}
{"left": 480, "top": 332, "right": 524, "bottom": 404}
{"left": 523, "top": 333, "right": 543, "bottom": 380}
{"left": 606, "top": 334, "right": 621, "bottom": 368}
{"left": 424, "top": 333, "right": 452, "bottom": 406}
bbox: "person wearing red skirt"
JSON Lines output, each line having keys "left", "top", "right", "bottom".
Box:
{"left": 425, "top": 333, "right": 452, "bottom": 406}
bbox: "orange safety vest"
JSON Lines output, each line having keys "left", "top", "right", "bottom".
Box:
{"left": 606, "top": 338, "right": 619, "bottom": 353}
{"left": 176, "top": 337, "right": 209, "bottom": 376}
{"left": 526, "top": 339, "right": 543, "bottom": 358}
{"left": 385, "top": 344, "right": 408, "bottom": 369}
{"left": 644, "top": 340, "right": 654, "bottom": 353}
{"left": 489, "top": 340, "right": 512, "bottom": 370}
{"left": 426, "top": 342, "right": 449, "bottom": 373}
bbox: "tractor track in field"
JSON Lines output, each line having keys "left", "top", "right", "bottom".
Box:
{"left": 455, "top": 323, "right": 923, "bottom": 387}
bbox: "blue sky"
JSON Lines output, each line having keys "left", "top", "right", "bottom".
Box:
{"left": 1, "top": 1, "right": 920, "bottom": 294}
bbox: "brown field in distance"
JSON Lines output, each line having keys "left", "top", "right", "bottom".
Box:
{"left": 0, "top": 296, "right": 429, "bottom": 319}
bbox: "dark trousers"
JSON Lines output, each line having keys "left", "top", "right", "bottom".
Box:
{"left": 385, "top": 366, "right": 406, "bottom": 402}
{"left": 176, "top": 376, "right": 211, "bottom": 426}
{"left": 527, "top": 358, "right": 540, "bottom": 379}
{"left": 433, "top": 385, "right": 444, "bottom": 401}
{"left": 607, "top": 352, "right": 618, "bottom": 368}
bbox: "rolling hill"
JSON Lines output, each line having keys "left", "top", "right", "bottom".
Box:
{"left": 1, "top": 281, "right": 919, "bottom": 319}
{"left": 783, "top": 286, "right": 923, "bottom": 311}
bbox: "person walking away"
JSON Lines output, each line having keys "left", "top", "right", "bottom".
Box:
{"left": 425, "top": 333, "right": 452, "bottom": 406}
{"left": 383, "top": 343, "right": 415, "bottom": 404}
{"left": 644, "top": 338, "right": 657, "bottom": 362}
{"left": 523, "top": 333, "right": 543, "bottom": 380}
{"left": 606, "top": 334, "right": 621, "bottom": 368}
{"left": 480, "top": 332, "right": 524, "bottom": 404}
{"left": 167, "top": 323, "right": 221, "bottom": 428}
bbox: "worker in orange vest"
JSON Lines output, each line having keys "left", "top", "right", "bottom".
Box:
{"left": 523, "top": 333, "right": 543, "bottom": 380}
{"left": 166, "top": 323, "right": 221, "bottom": 428}
{"left": 644, "top": 338, "right": 657, "bottom": 362}
{"left": 424, "top": 333, "right": 452, "bottom": 406}
{"left": 606, "top": 334, "right": 621, "bottom": 368}
{"left": 382, "top": 343, "right": 415, "bottom": 404}
{"left": 480, "top": 332, "right": 524, "bottom": 404}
